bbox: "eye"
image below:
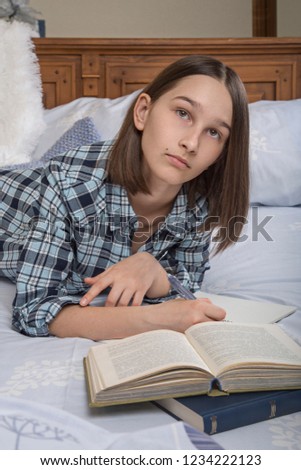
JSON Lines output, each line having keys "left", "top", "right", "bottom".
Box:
{"left": 208, "top": 128, "right": 221, "bottom": 140}
{"left": 176, "top": 109, "right": 190, "bottom": 120}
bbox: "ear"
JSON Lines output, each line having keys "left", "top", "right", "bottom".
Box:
{"left": 133, "top": 93, "right": 152, "bottom": 131}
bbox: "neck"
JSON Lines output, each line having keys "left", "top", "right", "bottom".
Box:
{"left": 129, "top": 190, "right": 178, "bottom": 254}
{"left": 129, "top": 188, "right": 179, "bottom": 220}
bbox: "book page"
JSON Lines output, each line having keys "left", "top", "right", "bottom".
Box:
{"left": 89, "top": 329, "right": 212, "bottom": 389}
{"left": 195, "top": 291, "right": 296, "bottom": 323}
{"left": 186, "top": 322, "right": 301, "bottom": 376}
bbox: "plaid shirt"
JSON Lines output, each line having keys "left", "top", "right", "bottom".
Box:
{"left": 0, "top": 141, "right": 210, "bottom": 337}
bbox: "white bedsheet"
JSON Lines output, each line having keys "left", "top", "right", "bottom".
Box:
{"left": 0, "top": 206, "right": 300, "bottom": 450}
{"left": 0, "top": 396, "right": 210, "bottom": 450}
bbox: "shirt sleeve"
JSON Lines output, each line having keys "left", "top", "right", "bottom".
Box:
{"left": 12, "top": 164, "right": 80, "bottom": 336}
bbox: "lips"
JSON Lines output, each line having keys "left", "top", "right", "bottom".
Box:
{"left": 166, "top": 154, "right": 190, "bottom": 169}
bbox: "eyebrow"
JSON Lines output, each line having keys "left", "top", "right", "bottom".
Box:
{"left": 173, "top": 96, "right": 232, "bottom": 132}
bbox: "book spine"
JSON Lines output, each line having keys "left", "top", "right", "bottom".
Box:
{"left": 203, "top": 391, "right": 301, "bottom": 434}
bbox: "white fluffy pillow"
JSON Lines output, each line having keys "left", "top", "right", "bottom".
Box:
{"left": 249, "top": 99, "right": 301, "bottom": 206}
{"left": 32, "top": 91, "right": 140, "bottom": 161}
{"left": 0, "top": 21, "right": 45, "bottom": 168}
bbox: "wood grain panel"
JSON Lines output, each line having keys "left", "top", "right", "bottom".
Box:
{"left": 253, "top": 0, "right": 277, "bottom": 37}
{"left": 38, "top": 58, "right": 80, "bottom": 108}
{"left": 33, "top": 38, "right": 301, "bottom": 108}
{"left": 225, "top": 62, "right": 295, "bottom": 101}
{"left": 105, "top": 62, "right": 168, "bottom": 98}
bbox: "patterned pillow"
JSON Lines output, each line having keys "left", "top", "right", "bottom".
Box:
{"left": 42, "top": 116, "right": 100, "bottom": 163}
{"left": 1, "top": 117, "right": 100, "bottom": 171}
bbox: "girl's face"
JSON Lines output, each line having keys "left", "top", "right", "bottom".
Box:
{"left": 133, "top": 74, "right": 233, "bottom": 193}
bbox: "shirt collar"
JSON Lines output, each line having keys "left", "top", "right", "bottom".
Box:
{"left": 106, "top": 183, "right": 207, "bottom": 234}
{"left": 106, "top": 182, "right": 137, "bottom": 232}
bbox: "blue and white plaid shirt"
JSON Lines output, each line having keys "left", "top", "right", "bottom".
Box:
{"left": 0, "top": 141, "right": 210, "bottom": 336}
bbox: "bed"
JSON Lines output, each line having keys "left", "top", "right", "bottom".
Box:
{"left": 0, "top": 37, "right": 301, "bottom": 451}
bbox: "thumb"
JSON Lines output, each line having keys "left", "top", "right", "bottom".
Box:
{"left": 83, "top": 277, "right": 96, "bottom": 285}
{"left": 198, "top": 297, "right": 212, "bottom": 304}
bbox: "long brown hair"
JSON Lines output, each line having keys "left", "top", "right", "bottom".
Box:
{"left": 107, "top": 55, "right": 249, "bottom": 253}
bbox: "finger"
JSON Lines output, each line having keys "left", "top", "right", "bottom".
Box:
{"left": 80, "top": 278, "right": 111, "bottom": 306}
{"left": 84, "top": 271, "right": 109, "bottom": 285}
{"left": 202, "top": 303, "right": 226, "bottom": 321}
{"left": 197, "top": 297, "right": 212, "bottom": 304}
{"left": 131, "top": 290, "right": 145, "bottom": 307}
{"left": 115, "top": 289, "right": 136, "bottom": 307}
{"left": 83, "top": 277, "right": 97, "bottom": 285}
{"left": 105, "top": 286, "right": 126, "bottom": 307}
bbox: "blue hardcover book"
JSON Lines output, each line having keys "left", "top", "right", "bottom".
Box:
{"left": 155, "top": 389, "right": 301, "bottom": 435}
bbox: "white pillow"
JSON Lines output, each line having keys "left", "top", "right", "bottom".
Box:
{"left": 249, "top": 99, "right": 301, "bottom": 206}
{"left": 32, "top": 90, "right": 140, "bottom": 161}
{"left": 0, "top": 21, "right": 45, "bottom": 168}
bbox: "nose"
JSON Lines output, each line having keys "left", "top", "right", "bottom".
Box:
{"left": 179, "top": 127, "right": 199, "bottom": 154}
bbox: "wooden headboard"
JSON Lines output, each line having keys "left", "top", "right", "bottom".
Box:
{"left": 33, "top": 37, "right": 301, "bottom": 109}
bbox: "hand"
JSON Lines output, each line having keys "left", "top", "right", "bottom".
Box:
{"left": 80, "top": 252, "right": 170, "bottom": 307}
{"left": 149, "top": 298, "right": 226, "bottom": 332}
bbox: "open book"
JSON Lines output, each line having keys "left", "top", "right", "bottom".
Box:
{"left": 84, "top": 322, "right": 301, "bottom": 407}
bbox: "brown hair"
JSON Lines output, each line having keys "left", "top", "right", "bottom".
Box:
{"left": 107, "top": 55, "right": 249, "bottom": 252}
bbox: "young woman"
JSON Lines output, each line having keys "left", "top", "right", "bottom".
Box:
{"left": 0, "top": 55, "right": 249, "bottom": 340}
